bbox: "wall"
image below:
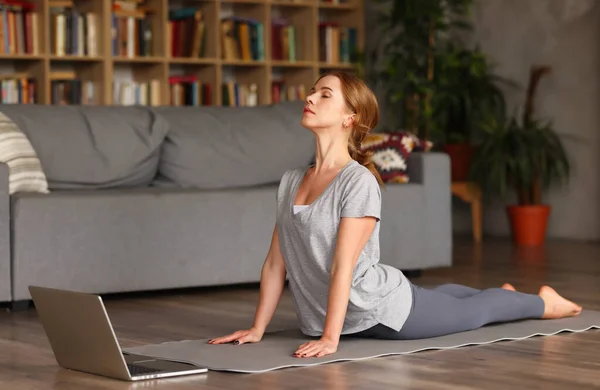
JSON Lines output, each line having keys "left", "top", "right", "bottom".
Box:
{"left": 365, "top": 0, "right": 600, "bottom": 241}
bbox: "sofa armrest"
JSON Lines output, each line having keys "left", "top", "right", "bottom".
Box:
{"left": 408, "top": 152, "right": 453, "bottom": 267}
{"left": 406, "top": 152, "right": 448, "bottom": 186}
{"left": 0, "top": 163, "right": 10, "bottom": 302}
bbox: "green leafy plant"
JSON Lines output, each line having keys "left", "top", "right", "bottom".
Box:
{"left": 432, "top": 45, "right": 516, "bottom": 145}
{"left": 369, "top": 0, "right": 475, "bottom": 140}
{"left": 469, "top": 115, "right": 570, "bottom": 205}
{"left": 469, "top": 67, "right": 571, "bottom": 205}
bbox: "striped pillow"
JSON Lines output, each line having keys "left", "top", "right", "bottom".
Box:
{"left": 0, "top": 112, "right": 49, "bottom": 194}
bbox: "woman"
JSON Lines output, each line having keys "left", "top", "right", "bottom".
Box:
{"left": 208, "top": 71, "right": 582, "bottom": 359}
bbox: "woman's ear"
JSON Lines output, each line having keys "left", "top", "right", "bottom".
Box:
{"left": 346, "top": 114, "right": 356, "bottom": 128}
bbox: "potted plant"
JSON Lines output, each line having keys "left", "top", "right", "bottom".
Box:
{"left": 366, "top": 0, "right": 514, "bottom": 185}
{"left": 469, "top": 66, "right": 571, "bottom": 246}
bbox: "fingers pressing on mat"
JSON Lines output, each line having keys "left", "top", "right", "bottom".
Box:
{"left": 293, "top": 338, "right": 338, "bottom": 358}
{"left": 208, "top": 327, "right": 264, "bottom": 345}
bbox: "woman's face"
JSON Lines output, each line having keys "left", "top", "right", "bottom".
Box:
{"left": 301, "top": 75, "right": 353, "bottom": 132}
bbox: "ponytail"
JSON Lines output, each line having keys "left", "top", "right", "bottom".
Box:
{"left": 348, "top": 124, "right": 384, "bottom": 187}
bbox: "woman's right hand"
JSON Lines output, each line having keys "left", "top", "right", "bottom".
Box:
{"left": 207, "top": 327, "right": 264, "bottom": 345}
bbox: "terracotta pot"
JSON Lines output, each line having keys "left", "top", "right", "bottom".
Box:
{"left": 443, "top": 143, "right": 476, "bottom": 182}
{"left": 506, "top": 204, "right": 551, "bottom": 247}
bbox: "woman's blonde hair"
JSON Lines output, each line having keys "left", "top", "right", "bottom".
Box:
{"left": 316, "top": 71, "right": 383, "bottom": 186}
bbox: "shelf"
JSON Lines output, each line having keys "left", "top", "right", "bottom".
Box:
{"left": 271, "top": 60, "right": 314, "bottom": 67}
{"left": 272, "top": 0, "right": 315, "bottom": 8}
{"left": 318, "top": 2, "right": 358, "bottom": 10}
{"left": 169, "top": 57, "right": 219, "bottom": 65}
{"left": 0, "top": 0, "right": 364, "bottom": 105}
{"left": 222, "top": 0, "right": 266, "bottom": 4}
{"left": 50, "top": 55, "right": 104, "bottom": 62}
{"left": 0, "top": 54, "right": 45, "bottom": 60}
{"left": 319, "top": 61, "right": 354, "bottom": 68}
{"left": 222, "top": 59, "right": 267, "bottom": 66}
{"left": 113, "top": 56, "right": 166, "bottom": 63}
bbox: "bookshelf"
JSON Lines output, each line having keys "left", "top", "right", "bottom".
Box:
{"left": 0, "top": 0, "right": 364, "bottom": 106}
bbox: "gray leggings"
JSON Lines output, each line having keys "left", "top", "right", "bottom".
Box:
{"left": 351, "top": 282, "right": 545, "bottom": 340}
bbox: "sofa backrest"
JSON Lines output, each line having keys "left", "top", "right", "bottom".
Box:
{"left": 0, "top": 104, "right": 170, "bottom": 190}
{"left": 0, "top": 101, "right": 315, "bottom": 192}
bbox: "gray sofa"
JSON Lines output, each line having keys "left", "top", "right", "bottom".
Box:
{"left": 0, "top": 101, "right": 452, "bottom": 308}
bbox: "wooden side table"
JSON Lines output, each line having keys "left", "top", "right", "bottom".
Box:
{"left": 451, "top": 182, "right": 482, "bottom": 243}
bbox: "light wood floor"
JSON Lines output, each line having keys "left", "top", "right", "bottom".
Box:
{"left": 2, "top": 237, "right": 600, "bottom": 390}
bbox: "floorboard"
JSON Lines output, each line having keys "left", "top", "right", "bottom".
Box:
{"left": 1, "top": 237, "right": 600, "bottom": 389}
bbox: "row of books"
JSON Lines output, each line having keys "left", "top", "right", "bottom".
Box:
{"left": 169, "top": 8, "right": 206, "bottom": 58}
{"left": 220, "top": 19, "right": 357, "bottom": 63}
{"left": 272, "top": 19, "right": 297, "bottom": 62}
{"left": 169, "top": 75, "right": 211, "bottom": 106}
{"left": 0, "top": 74, "right": 304, "bottom": 106}
{"left": 0, "top": 2, "right": 39, "bottom": 55}
{"left": 170, "top": 78, "right": 300, "bottom": 107}
{"left": 1, "top": 4, "right": 356, "bottom": 63}
{"left": 51, "top": 79, "right": 97, "bottom": 105}
{"left": 319, "top": 23, "right": 358, "bottom": 64}
{"left": 114, "top": 79, "right": 161, "bottom": 106}
{"left": 111, "top": 0, "right": 152, "bottom": 57}
{"left": 111, "top": 15, "right": 153, "bottom": 57}
{"left": 50, "top": 6, "right": 99, "bottom": 57}
{"left": 1, "top": 75, "right": 35, "bottom": 104}
{"left": 0, "top": 76, "right": 97, "bottom": 105}
{"left": 271, "top": 81, "right": 306, "bottom": 103}
{"left": 116, "top": 80, "right": 260, "bottom": 107}
{"left": 222, "top": 82, "right": 259, "bottom": 107}
{"left": 221, "top": 17, "right": 265, "bottom": 61}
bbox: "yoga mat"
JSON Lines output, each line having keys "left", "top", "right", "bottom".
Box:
{"left": 123, "top": 310, "right": 600, "bottom": 373}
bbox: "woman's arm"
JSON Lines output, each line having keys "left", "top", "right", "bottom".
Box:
{"left": 293, "top": 216, "right": 377, "bottom": 357}
{"left": 321, "top": 216, "right": 377, "bottom": 342}
{"left": 251, "top": 223, "right": 287, "bottom": 334}
{"left": 209, "top": 223, "right": 286, "bottom": 345}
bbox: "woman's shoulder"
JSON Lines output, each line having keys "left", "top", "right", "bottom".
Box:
{"left": 341, "top": 161, "right": 379, "bottom": 186}
{"left": 337, "top": 161, "right": 382, "bottom": 201}
{"left": 277, "top": 166, "right": 307, "bottom": 195}
{"left": 280, "top": 165, "right": 307, "bottom": 183}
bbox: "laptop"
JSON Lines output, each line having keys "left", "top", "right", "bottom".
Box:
{"left": 29, "top": 285, "right": 208, "bottom": 381}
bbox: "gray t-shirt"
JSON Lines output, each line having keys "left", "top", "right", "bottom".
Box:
{"left": 276, "top": 159, "right": 413, "bottom": 336}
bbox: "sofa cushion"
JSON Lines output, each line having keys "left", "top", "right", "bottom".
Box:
{"left": 0, "top": 105, "right": 170, "bottom": 190}
{"left": 0, "top": 112, "right": 49, "bottom": 194}
{"left": 150, "top": 101, "right": 315, "bottom": 189}
{"left": 361, "top": 131, "right": 431, "bottom": 183}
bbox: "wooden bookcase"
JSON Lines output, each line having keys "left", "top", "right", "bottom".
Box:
{"left": 0, "top": 0, "right": 364, "bottom": 106}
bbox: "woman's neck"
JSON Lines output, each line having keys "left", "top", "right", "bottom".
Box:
{"left": 312, "top": 133, "right": 352, "bottom": 173}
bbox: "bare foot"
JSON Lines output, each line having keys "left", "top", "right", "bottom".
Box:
{"left": 538, "top": 286, "right": 582, "bottom": 319}
{"left": 502, "top": 283, "right": 516, "bottom": 291}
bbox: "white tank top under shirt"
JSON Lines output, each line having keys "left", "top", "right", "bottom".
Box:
{"left": 277, "top": 159, "right": 413, "bottom": 337}
{"left": 293, "top": 205, "right": 309, "bottom": 214}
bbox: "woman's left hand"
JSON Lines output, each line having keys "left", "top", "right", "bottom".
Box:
{"left": 293, "top": 337, "right": 338, "bottom": 358}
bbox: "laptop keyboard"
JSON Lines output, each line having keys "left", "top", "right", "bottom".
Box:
{"left": 127, "top": 364, "right": 164, "bottom": 376}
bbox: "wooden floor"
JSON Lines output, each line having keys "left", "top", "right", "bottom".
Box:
{"left": 2, "top": 237, "right": 600, "bottom": 389}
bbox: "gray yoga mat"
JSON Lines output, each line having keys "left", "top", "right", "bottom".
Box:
{"left": 124, "top": 310, "right": 600, "bottom": 373}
